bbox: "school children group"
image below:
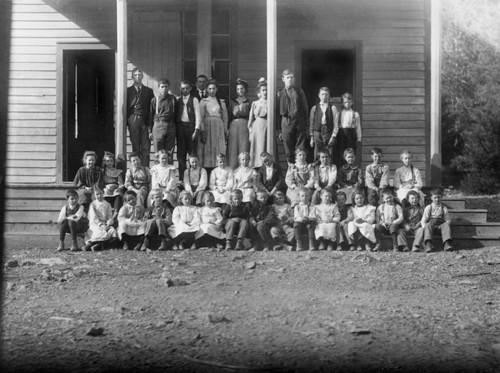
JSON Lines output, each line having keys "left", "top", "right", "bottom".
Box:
{"left": 57, "top": 71, "right": 453, "bottom": 254}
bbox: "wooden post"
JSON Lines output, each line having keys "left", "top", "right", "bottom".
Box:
{"left": 197, "top": 0, "right": 212, "bottom": 77}
{"left": 116, "top": 0, "right": 127, "bottom": 165}
{"left": 266, "top": 0, "right": 277, "bottom": 157}
{"left": 430, "top": 0, "right": 442, "bottom": 186}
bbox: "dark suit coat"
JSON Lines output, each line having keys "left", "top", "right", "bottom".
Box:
{"left": 192, "top": 89, "right": 205, "bottom": 102}
{"left": 256, "top": 162, "right": 287, "bottom": 193}
{"left": 127, "top": 84, "right": 155, "bottom": 125}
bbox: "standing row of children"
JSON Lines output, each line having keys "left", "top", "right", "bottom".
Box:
{"left": 59, "top": 144, "right": 453, "bottom": 253}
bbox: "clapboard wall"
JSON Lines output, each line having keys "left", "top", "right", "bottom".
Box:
{"left": 235, "top": 0, "right": 429, "bottom": 182}
{"left": 8, "top": 0, "right": 116, "bottom": 184}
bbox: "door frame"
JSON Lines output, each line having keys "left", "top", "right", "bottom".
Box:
{"left": 294, "top": 40, "right": 362, "bottom": 116}
{"left": 56, "top": 43, "right": 114, "bottom": 183}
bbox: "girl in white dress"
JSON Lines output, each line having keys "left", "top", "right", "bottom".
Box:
{"left": 83, "top": 187, "right": 116, "bottom": 251}
{"left": 248, "top": 78, "right": 269, "bottom": 168}
{"left": 394, "top": 150, "right": 426, "bottom": 206}
{"left": 195, "top": 191, "right": 225, "bottom": 250}
{"left": 233, "top": 152, "right": 257, "bottom": 207}
{"left": 347, "top": 190, "right": 377, "bottom": 251}
{"left": 309, "top": 189, "right": 341, "bottom": 251}
{"left": 198, "top": 79, "right": 228, "bottom": 169}
{"left": 168, "top": 191, "right": 200, "bottom": 250}
{"left": 209, "top": 153, "right": 234, "bottom": 206}
{"left": 148, "top": 150, "right": 179, "bottom": 209}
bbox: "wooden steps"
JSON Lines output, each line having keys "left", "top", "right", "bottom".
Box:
{"left": 3, "top": 184, "right": 500, "bottom": 250}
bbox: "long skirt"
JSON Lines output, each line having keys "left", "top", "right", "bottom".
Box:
{"left": 227, "top": 118, "right": 250, "bottom": 169}
{"left": 198, "top": 117, "right": 226, "bottom": 168}
{"left": 249, "top": 117, "right": 267, "bottom": 168}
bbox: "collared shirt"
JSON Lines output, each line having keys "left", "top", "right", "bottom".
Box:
{"left": 333, "top": 108, "right": 362, "bottom": 141}
{"left": 266, "top": 165, "right": 274, "bottom": 181}
{"left": 180, "top": 94, "right": 201, "bottom": 129}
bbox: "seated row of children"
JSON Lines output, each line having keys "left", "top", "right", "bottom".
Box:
{"left": 57, "top": 182, "right": 453, "bottom": 253}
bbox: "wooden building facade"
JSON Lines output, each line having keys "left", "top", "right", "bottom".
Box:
{"left": 7, "top": 0, "right": 439, "bottom": 185}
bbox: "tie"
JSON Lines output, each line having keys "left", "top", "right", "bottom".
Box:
{"left": 201, "top": 90, "right": 206, "bottom": 98}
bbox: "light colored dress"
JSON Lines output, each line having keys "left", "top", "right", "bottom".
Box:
{"left": 148, "top": 164, "right": 179, "bottom": 207}
{"left": 310, "top": 203, "right": 341, "bottom": 240}
{"left": 209, "top": 167, "right": 234, "bottom": 204}
{"left": 233, "top": 166, "right": 257, "bottom": 203}
{"left": 167, "top": 205, "right": 200, "bottom": 239}
{"left": 195, "top": 206, "right": 225, "bottom": 240}
{"left": 87, "top": 199, "right": 116, "bottom": 242}
{"left": 198, "top": 97, "right": 228, "bottom": 168}
{"left": 347, "top": 204, "right": 377, "bottom": 243}
{"left": 117, "top": 203, "right": 145, "bottom": 239}
{"left": 125, "top": 166, "right": 150, "bottom": 207}
{"left": 285, "top": 162, "right": 314, "bottom": 206}
{"left": 394, "top": 165, "right": 426, "bottom": 205}
{"left": 227, "top": 98, "right": 251, "bottom": 169}
{"left": 248, "top": 98, "right": 268, "bottom": 168}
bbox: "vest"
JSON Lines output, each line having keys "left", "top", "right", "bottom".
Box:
{"left": 176, "top": 95, "right": 196, "bottom": 123}
{"left": 311, "top": 103, "right": 334, "bottom": 132}
{"left": 279, "top": 87, "right": 306, "bottom": 118}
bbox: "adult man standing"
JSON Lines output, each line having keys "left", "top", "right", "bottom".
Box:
{"left": 277, "top": 69, "right": 309, "bottom": 165}
{"left": 176, "top": 80, "right": 201, "bottom": 178}
{"left": 192, "top": 74, "right": 209, "bottom": 101}
{"left": 127, "top": 68, "right": 154, "bottom": 167}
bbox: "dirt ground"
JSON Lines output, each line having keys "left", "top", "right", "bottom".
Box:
{"left": 2, "top": 244, "right": 500, "bottom": 373}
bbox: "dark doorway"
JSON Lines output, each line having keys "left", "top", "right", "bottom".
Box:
{"left": 63, "top": 50, "right": 115, "bottom": 181}
{"left": 301, "top": 49, "right": 355, "bottom": 110}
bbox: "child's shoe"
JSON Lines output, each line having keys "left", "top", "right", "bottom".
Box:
{"left": 393, "top": 245, "right": 400, "bottom": 252}
{"left": 284, "top": 244, "right": 294, "bottom": 252}
{"left": 372, "top": 243, "right": 381, "bottom": 252}
{"left": 296, "top": 239, "right": 304, "bottom": 251}
{"left": 411, "top": 245, "right": 421, "bottom": 252}
{"left": 140, "top": 237, "right": 149, "bottom": 251}
{"left": 262, "top": 245, "right": 270, "bottom": 252}
{"left": 172, "top": 244, "right": 179, "bottom": 251}
{"left": 216, "top": 243, "right": 224, "bottom": 252}
{"left": 190, "top": 243, "right": 197, "bottom": 250}
{"left": 318, "top": 241, "right": 326, "bottom": 251}
{"left": 70, "top": 240, "right": 79, "bottom": 251}
{"left": 56, "top": 241, "right": 65, "bottom": 252}
{"left": 179, "top": 240, "right": 186, "bottom": 250}
{"left": 133, "top": 243, "right": 142, "bottom": 251}
{"left": 82, "top": 242, "right": 92, "bottom": 251}
{"left": 336, "top": 244, "right": 343, "bottom": 251}
{"left": 424, "top": 241, "right": 433, "bottom": 253}
{"left": 225, "top": 240, "right": 233, "bottom": 251}
{"left": 90, "top": 243, "right": 101, "bottom": 252}
{"left": 235, "top": 239, "right": 244, "bottom": 251}
{"left": 327, "top": 243, "right": 334, "bottom": 251}
{"left": 158, "top": 238, "right": 169, "bottom": 251}
{"left": 272, "top": 244, "right": 282, "bottom": 251}
{"left": 443, "top": 241, "right": 453, "bottom": 252}
{"left": 122, "top": 242, "right": 129, "bottom": 251}
{"left": 356, "top": 245, "right": 363, "bottom": 251}
{"left": 365, "top": 242, "right": 372, "bottom": 252}
{"left": 349, "top": 245, "right": 356, "bottom": 251}
{"left": 309, "top": 239, "right": 317, "bottom": 251}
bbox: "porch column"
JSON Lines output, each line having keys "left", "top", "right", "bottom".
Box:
{"left": 266, "top": 0, "right": 277, "bottom": 157}
{"left": 197, "top": 0, "right": 212, "bottom": 77}
{"left": 116, "top": 0, "right": 127, "bottom": 164}
{"left": 430, "top": 0, "right": 442, "bottom": 186}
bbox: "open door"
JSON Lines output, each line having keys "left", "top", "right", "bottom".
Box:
{"left": 62, "top": 50, "right": 115, "bottom": 181}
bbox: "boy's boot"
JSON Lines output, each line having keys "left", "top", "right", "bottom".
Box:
{"left": 140, "top": 237, "right": 149, "bottom": 251}
{"left": 56, "top": 240, "right": 65, "bottom": 252}
{"left": 309, "top": 238, "right": 317, "bottom": 251}
{"left": 225, "top": 239, "right": 233, "bottom": 251}
{"left": 158, "top": 237, "right": 168, "bottom": 251}
{"left": 424, "top": 240, "right": 433, "bottom": 253}
{"left": 391, "top": 233, "right": 399, "bottom": 252}
{"left": 70, "top": 239, "right": 79, "bottom": 251}
{"left": 443, "top": 240, "right": 453, "bottom": 252}
{"left": 295, "top": 236, "right": 303, "bottom": 251}
{"left": 235, "top": 239, "right": 244, "bottom": 251}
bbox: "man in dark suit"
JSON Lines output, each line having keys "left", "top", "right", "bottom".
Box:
{"left": 192, "top": 74, "right": 209, "bottom": 101}
{"left": 255, "top": 151, "right": 287, "bottom": 195}
{"left": 127, "top": 67, "right": 155, "bottom": 167}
